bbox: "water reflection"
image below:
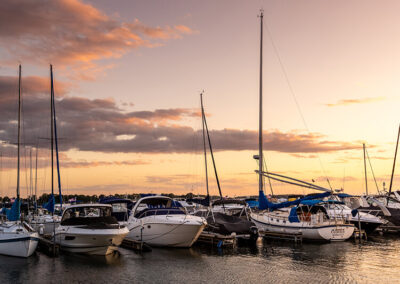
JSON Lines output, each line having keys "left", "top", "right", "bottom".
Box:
{"left": 0, "top": 237, "right": 399, "bottom": 283}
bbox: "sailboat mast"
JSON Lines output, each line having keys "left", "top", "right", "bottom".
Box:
{"left": 363, "top": 143, "right": 368, "bottom": 195}
{"left": 17, "top": 65, "right": 21, "bottom": 201}
{"left": 53, "top": 84, "right": 63, "bottom": 208}
{"left": 202, "top": 102, "right": 223, "bottom": 199}
{"left": 50, "top": 65, "right": 54, "bottom": 196}
{"left": 258, "top": 10, "right": 264, "bottom": 193}
{"left": 388, "top": 124, "right": 400, "bottom": 198}
{"left": 35, "top": 147, "right": 38, "bottom": 213}
{"left": 200, "top": 93, "right": 209, "bottom": 197}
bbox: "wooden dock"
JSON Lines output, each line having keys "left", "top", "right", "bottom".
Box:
{"left": 259, "top": 231, "right": 303, "bottom": 244}
{"left": 379, "top": 225, "right": 400, "bottom": 234}
{"left": 37, "top": 236, "right": 59, "bottom": 257}
{"left": 196, "top": 231, "right": 236, "bottom": 248}
{"left": 121, "top": 238, "right": 152, "bottom": 252}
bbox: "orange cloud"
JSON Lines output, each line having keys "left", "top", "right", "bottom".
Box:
{"left": 325, "top": 97, "right": 385, "bottom": 107}
{"left": 0, "top": 0, "right": 194, "bottom": 79}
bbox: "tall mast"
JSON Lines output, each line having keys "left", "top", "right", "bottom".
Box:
{"left": 53, "top": 76, "right": 63, "bottom": 208}
{"left": 363, "top": 143, "right": 368, "bottom": 195}
{"left": 200, "top": 93, "right": 209, "bottom": 198}
{"left": 388, "top": 124, "right": 400, "bottom": 199}
{"left": 30, "top": 148, "right": 32, "bottom": 203}
{"left": 35, "top": 147, "right": 38, "bottom": 214}
{"left": 202, "top": 101, "right": 223, "bottom": 199}
{"left": 50, "top": 65, "right": 54, "bottom": 197}
{"left": 258, "top": 10, "right": 264, "bottom": 193}
{"left": 17, "top": 65, "right": 21, "bottom": 202}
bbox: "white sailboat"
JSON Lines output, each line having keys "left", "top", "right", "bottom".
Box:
{"left": 54, "top": 204, "right": 129, "bottom": 255}
{"left": 125, "top": 195, "right": 206, "bottom": 247}
{"left": 249, "top": 12, "right": 354, "bottom": 241}
{"left": 0, "top": 65, "right": 39, "bottom": 257}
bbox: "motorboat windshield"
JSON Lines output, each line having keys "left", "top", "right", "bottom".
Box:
{"left": 61, "top": 205, "right": 118, "bottom": 226}
{"left": 132, "top": 196, "right": 186, "bottom": 219}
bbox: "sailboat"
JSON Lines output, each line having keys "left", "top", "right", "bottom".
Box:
{"left": 249, "top": 11, "right": 354, "bottom": 241}
{"left": 0, "top": 65, "right": 39, "bottom": 257}
{"left": 194, "top": 93, "right": 259, "bottom": 243}
{"left": 29, "top": 65, "right": 61, "bottom": 235}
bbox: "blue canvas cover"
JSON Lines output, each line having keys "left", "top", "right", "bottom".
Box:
{"left": 245, "top": 199, "right": 259, "bottom": 208}
{"left": 258, "top": 191, "right": 331, "bottom": 211}
{"left": 337, "top": 193, "right": 353, "bottom": 198}
{"left": 6, "top": 198, "right": 20, "bottom": 221}
{"left": 288, "top": 207, "right": 300, "bottom": 223}
{"left": 43, "top": 194, "right": 55, "bottom": 213}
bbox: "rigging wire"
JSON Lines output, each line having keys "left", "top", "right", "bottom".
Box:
{"left": 263, "top": 14, "right": 332, "bottom": 190}
{"left": 365, "top": 147, "right": 380, "bottom": 193}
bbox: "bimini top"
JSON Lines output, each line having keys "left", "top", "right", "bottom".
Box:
{"left": 65, "top": 203, "right": 112, "bottom": 209}
{"left": 99, "top": 196, "right": 134, "bottom": 206}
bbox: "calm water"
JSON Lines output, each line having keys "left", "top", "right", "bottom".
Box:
{"left": 1, "top": 235, "right": 400, "bottom": 283}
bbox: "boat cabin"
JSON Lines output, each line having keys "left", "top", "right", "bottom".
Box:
{"left": 61, "top": 204, "right": 118, "bottom": 227}
{"left": 132, "top": 196, "right": 185, "bottom": 219}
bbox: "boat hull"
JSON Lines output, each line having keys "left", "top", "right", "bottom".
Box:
{"left": 251, "top": 214, "right": 354, "bottom": 241}
{"left": 54, "top": 228, "right": 129, "bottom": 255}
{"left": 127, "top": 220, "right": 206, "bottom": 247}
{"left": 350, "top": 220, "right": 382, "bottom": 234}
{"left": 0, "top": 233, "right": 39, "bottom": 257}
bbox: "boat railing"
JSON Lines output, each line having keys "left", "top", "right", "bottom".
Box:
{"left": 136, "top": 208, "right": 185, "bottom": 219}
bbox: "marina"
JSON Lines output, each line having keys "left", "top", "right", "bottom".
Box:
{"left": 1, "top": 0, "right": 400, "bottom": 283}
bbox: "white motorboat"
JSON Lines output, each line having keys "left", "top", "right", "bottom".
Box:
{"left": 251, "top": 199, "right": 355, "bottom": 241}
{"left": 323, "top": 198, "right": 384, "bottom": 234}
{"left": 0, "top": 221, "right": 39, "bottom": 257}
{"left": 126, "top": 196, "right": 206, "bottom": 247}
{"left": 54, "top": 204, "right": 129, "bottom": 255}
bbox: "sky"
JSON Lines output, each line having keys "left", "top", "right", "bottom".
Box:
{"left": 1, "top": 0, "right": 400, "bottom": 198}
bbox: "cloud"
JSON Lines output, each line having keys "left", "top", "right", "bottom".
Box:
{"left": 325, "top": 97, "right": 385, "bottom": 107}
{"left": 0, "top": 75, "right": 361, "bottom": 155}
{"left": 0, "top": 0, "right": 194, "bottom": 78}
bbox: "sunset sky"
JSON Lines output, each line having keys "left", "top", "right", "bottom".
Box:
{"left": 1, "top": 0, "right": 400, "bottom": 198}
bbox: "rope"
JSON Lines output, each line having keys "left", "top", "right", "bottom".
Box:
{"left": 365, "top": 147, "right": 379, "bottom": 193}
{"left": 264, "top": 15, "right": 332, "bottom": 190}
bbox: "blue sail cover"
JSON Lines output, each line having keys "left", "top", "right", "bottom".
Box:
{"left": 6, "top": 198, "right": 20, "bottom": 221}
{"left": 43, "top": 194, "right": 55, "bottom": 213}
{"left": 288, "top": 207, "right": 300, "bottom": 223}
{"left": 258, "top": 191, "right": 331, "bottom": 211}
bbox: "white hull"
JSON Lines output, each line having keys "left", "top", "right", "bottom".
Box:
{"left": 0, "top": 223, "right": 39, "bottom": 257}
{"left": 127, "top": 218, "right": 206, "bottom": 247}
{"left": 251, "top": 213, "right": 354, "bottom": 241}
{"left": 54, "top": 227, "right": 129, "bottom": 255}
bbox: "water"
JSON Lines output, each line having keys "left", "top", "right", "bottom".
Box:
{"left": 1, "top": 235, "right": 400, "bottom": 283}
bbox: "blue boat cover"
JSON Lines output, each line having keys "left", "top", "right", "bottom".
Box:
{"left": 337, "top": 193, "right": 353, "bottom": 198}
{"left": 245, "top": 199, "right": 259, "bottom": 208}
{"left": 6, "top": 198, "right": 20, "bottom": 221}
{"left": 43, "top": 194, "right": 55, "bottom": 213}
{"left": 258, "top": 191, "right": 331, "bottom": 211}
{"left": 288, "top": 207, "right": 300, "bottom": 223}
